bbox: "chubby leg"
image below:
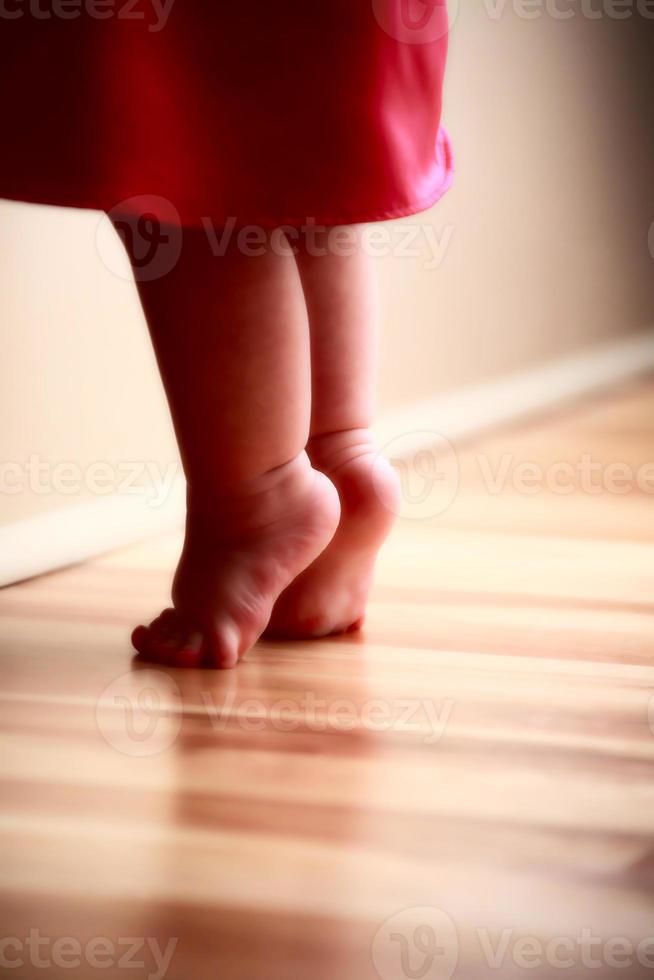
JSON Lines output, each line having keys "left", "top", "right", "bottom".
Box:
{"left": 266, "top": 226, "right": 400, "bottom": 638}
{"left": 114, "top": 221, "right": 339, "bottom": 667}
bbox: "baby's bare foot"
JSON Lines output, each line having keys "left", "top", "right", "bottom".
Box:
{"left": 131, "top": 453, "right": 340, "bottom": 668}
{"left": 265, "top": 430, "right": 401, "bottom": 639}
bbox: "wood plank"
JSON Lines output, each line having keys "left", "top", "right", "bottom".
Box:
{"left": 1, "top": 379, "right": 653, "bottom": 979}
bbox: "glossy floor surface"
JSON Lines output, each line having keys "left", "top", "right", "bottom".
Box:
{"left": 1, "top": 379, "right": 653, "bottom": 979}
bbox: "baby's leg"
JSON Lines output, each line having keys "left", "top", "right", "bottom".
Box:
{"left": 115, "top": 222, "right": 339, "bottom": 667}
{"left": 266, "top": 227, "right": 400, "bottom": 638}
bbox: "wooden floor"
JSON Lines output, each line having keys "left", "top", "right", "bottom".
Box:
{"left": 1, "top": 379, "right": 653, "bottom": 980}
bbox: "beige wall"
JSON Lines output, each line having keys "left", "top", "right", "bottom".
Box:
{"left": 377, "top": 4, "right": 654, "bottom": 408}
{"left": 0, "top": 202, "right": 177, "bottom": 525}
{"left": 1, "top": 5, "right": 653, "bottom": 528}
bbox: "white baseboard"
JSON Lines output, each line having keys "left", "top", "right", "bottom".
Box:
{"left": 0, "top": 479, "right": 186, "bottom": 589}
{"left": 372, "top": 331, "right": 654, "bottom": 455}
{"left": 1, "top": 331, "right": 653, "bottom": 588}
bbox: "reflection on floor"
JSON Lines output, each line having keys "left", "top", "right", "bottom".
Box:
{"left": 1, "top": 378, "right": 653, "bottom": 980}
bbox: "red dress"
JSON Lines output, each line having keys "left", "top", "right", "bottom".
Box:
{"left": 0, "top": 0, "right": 452, "bottom": 227}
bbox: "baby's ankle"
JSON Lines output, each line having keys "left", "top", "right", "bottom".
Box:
{"left": 185, "top": 451, "right": 323, "bottom": 539}
{"left": 306, "top": 427, "right": 377, "bottom": 476}
{"left": 307, "top": 427, "right": 401, "bottom": 519}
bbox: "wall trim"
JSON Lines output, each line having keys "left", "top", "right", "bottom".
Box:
{"left": 372, "top": 331, "right": 654, "bottom": 455}
{"left": 1, "top": 331, "right": 653, "bottom": 587}
{"left": 0, "top": 480, "right": 186, "bottom": 589}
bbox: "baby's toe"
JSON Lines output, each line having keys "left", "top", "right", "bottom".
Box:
{"left": 175, "top": 630, "right": 205, "bottom": 668}
{"left": 150, "top": 618, "right": 191, "bottom": 665}
{"left": 150, "top": 608, "right": 176, "bottom": 638}
{"left": 133, "top": 608, "right": 189, "bottom": 665}
{"left": 204, "top": 621, "right": 240, "bottom": 670}
{"left": 131, "top": 624, "right": 151, "bottom": 655}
